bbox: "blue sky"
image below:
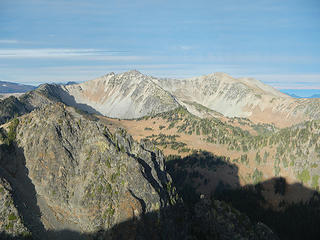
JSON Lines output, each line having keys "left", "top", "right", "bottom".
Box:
{"left": 0, "top": 0, "right": 319, "bottom": 90}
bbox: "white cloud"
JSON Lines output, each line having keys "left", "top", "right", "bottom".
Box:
{"left": 0, "top": 48, "right": 145, "bottom": 61}
{"left": 0, "top": 40, "right": 20, "bottom": 44}
{"left": 179, "top": 46, "right": 193, "bottom": 51}
{"left": 0, "top": 62, "right": 245, "bottom": 85}
{"left": 253, "top": 74, "right": 320, "bottom": 83}
{"left": 251, "top": 74, "right": 320, "bottom": 89}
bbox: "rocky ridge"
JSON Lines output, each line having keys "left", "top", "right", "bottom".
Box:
{"left": 0, "top": 103, "right": 278, "bottom": 239}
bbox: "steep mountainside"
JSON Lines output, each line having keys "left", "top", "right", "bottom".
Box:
{"left": 0, "top": 103, "right": 175, "bottom": 239}
{"left": 60, "top": 70, "right": 179, "bottom": 119}
{"left": 154, "top": 73, "right": 320, "bottom": 127}
{"left": 0, "top": 103, "right": 277, "bottom": 239}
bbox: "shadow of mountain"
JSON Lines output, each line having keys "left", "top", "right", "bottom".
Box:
{"left": 0, "top": 147, "right": 317, "bottom": 240}
{"left": 0, "top": 142, "right": 46, "bottom": 239}
{"left": 0, "top": 200, "right": 278, "bottom": 240}
{"left": 215, "top": 177, "right": 320, "bottom": 240}
{"left": 0, "top": 96, "right": 30, "bottom": 124}
{"left": 54, "top": 86, "right": 102, "bottom": 116}
{"left": 166, "top": 150, "right": 240, "bottom": 207}
{"left": 165, "top": 150, "right": 320, "bottom": 240}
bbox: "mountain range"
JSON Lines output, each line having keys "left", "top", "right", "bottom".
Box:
{"left": 0, "top": 70, "right": 319, "bottom": 239}
{"left": 3, "top": 70, "right": 319, "bottom": 127}
{"left": 282, "top": 92, "right": 320, "bottom": 99}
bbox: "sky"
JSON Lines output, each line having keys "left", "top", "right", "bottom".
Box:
{"left": 0, "top": 0, "right": 320, "bottom": 90}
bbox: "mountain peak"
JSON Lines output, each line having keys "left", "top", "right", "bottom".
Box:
{"left": 123, "top": 69, "right": 143, "bottom": 76}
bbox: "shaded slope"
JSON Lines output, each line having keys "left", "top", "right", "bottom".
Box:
{"left": 166, "top": 151, "right": 320, "bottom": 240}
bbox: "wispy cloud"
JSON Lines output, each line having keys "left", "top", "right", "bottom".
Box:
{"left": 178, "top": 45, "right": 194, "bottom": 51}
{"left": 252, "top": 74, "right": 320, "bottom": 89}
{"left": 0, "top": 39, "right": 20, "bottom": 44}
{"left": 0, "top": 48, "right": 144, "bottom": 61}
{"left": 0, "top": 62, "right": 245, "bottom": 85}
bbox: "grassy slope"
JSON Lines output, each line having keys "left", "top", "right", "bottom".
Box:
{"left": 99, "top": 107, "right": 320, "bottom": 195}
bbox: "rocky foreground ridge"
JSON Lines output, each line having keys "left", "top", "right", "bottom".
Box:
{"left": 0, "top": 103, "right": 278, "bottom": 239}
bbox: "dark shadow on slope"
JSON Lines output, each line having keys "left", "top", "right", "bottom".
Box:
{"left": 54, "top": 86, "right": 102, "bottom": 116}
{"left": 31, "top": 84, "right": 103, "bottom": 116}
{"left": 164, "top": 150, "right": 320, "bottom": 240}
{"left": 215, "top": 177, "right": 320, "bottom": 240}
{"left": 0, "top": 85, "right": 102, "bottom": 125}
{"left": 0, "top": 145, "right": 279, "bottom": 240}
{"left": 0, "top": 142, "right": 46, "bottom": 239}
{"left": 0, "top": 96, "right": 29, "bottom": 124}
{"left": 166, "top": 150, "right": 240, "bottom": 207}
{"left": 0, "top": 199, "right": 278, "bottom": 240}
{"left": 0, "top": 148, "right": 318, "bottom": 240}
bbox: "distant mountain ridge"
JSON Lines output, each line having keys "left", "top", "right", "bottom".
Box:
{"left": 280, "top": 90, "right": 320, "bottom": 98}
{"left": 1, "top": 70, "right": 320, "bottom": 127}
{"left": 0, "top": 81, "right": 36, "bottom": 93}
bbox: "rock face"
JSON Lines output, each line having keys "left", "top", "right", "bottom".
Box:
{"left": 0, "top": 103, "right": 176, "bottom": 239}
{"left": 0, "top": 103, "right": 278, "bottom": 239}
{"left": 60, "top": 70, "right": 180, "bottom": 119}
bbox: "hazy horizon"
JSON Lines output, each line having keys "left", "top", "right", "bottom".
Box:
{"left": 1, "top": 0, "right": 319, "bottom": 89}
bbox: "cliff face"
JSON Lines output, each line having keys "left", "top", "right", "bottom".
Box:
{"left": 0, "top": 103, "right": 278, "bottom": 239}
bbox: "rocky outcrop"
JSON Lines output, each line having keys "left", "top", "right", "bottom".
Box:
{"left": 3, "top": 103, "right": 175, "bottom": 238}
{"left": 0, "top": 103, "right": 278, "bottom": 239}
{"left": 0, "top": 85, "right": 61, "bottom": 124}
